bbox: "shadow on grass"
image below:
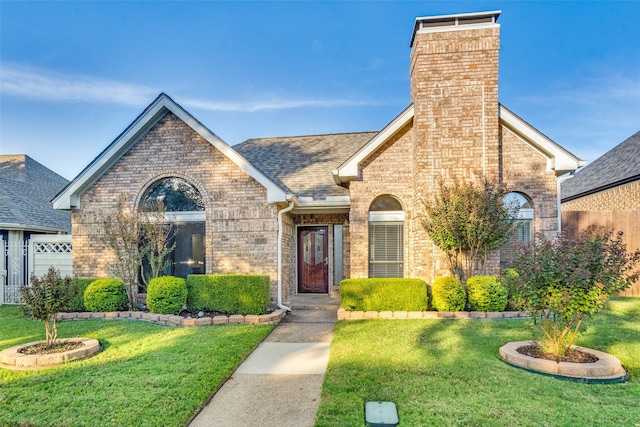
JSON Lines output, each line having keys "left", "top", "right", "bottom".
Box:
{"left": 0, "top": 313, "right": 274, "bottom": 427}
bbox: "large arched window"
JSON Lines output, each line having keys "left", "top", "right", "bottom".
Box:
{"left": 501, "top": 192, "right": 534, "bottom": 265}
{"left": 368, "top": 195, "right": 404, "bottom": 278}
{"left": 140, "top": 177, "right": 205, "bottom": 282}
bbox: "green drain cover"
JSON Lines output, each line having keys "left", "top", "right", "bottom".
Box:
{"left": 365, "top": 401, "right": 399, "bottom": 426}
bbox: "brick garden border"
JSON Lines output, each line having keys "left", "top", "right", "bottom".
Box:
{"left": 56, "top": 309, "right": 286, "bottom": 327}
{"left": 0, "top": 338, "right": 101, "bottom": 371}
{"left": 337, "top": 308, "right": 530, "bottom": 320}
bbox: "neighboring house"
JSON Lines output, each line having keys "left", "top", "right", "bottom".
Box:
{"left": 53, "top": 11, "right": 584, "bottom": 306}
{"left": 0, "top": 155, "right": 71, "bottom": 303}
{"left": 562, "top": 131, "right": 640, "bottom": 296}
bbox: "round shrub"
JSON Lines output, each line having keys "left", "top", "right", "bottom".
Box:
{"left": 84, "top": 278, "right": 128, "bottom": 312}
{"left": 146, "top": 276, "right": 188, "bottom": 315}
{"left": 431, "top": 277, "right": 466, "bottom": 312}
{"left": 467, "top": 275, "right": 507, "bottom": 312}
{"left": 499, "top": 268, "right": 520, "bottom": 310}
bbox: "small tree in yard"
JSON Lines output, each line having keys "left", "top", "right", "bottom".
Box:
{"left": 422, "top": 179, "right": 519, "bottom": 283}
{"left": 140, "top": 201, "right": 175, "bottom": 286}
{"left": 103, "top": 196, "right": 147, "bottom": 308}
{"left": 20, "top": 267, "right": 75, "bottom": 347}
{"left": 509, "top": 226, "right": 640, "bottom": 357}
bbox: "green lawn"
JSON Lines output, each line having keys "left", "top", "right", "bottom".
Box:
{"left": 0, "top": 306, "right": 274, "bottom": 426}
{"left": 317, "top": 297, "right": 640, "bottom": 427}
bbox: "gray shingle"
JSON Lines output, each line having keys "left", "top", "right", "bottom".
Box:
{"left": 235, "top": 132, "right": 377, "bottom": 201}
{"left": 0, "top": 155, "right": 71, "bottom": 232}
{"left": 562, "top": 131, "right": 640, "bottom": 201}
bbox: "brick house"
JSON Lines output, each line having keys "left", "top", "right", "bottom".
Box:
{"left": 53, "top": 11, "right": 583, "bottom": 308}
{"left": 561, "top": 130, "right": 640, "bottom": 295}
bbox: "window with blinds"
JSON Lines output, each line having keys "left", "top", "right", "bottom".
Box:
{"left": 369, "top": 222, "right": 404, "bottom": 278}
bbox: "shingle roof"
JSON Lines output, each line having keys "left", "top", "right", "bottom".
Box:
{"left": 234, "top": 132, "right": 377, "bottom": 201}
{"left": 562, "top": 131, "right": 640, "bottom": 201}
{"left": 0, "top": 155, "right": 71, "bottom": 232}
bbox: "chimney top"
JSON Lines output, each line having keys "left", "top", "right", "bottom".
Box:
{"left": 410, "top": 10, "right": 501, "bottom": 47}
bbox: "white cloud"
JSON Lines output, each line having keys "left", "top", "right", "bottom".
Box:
{"left": 0, "top": 63, "right": 157, "bottom": 106}
{"left": 180, "top": 96, "right": 382, "bottom": 112}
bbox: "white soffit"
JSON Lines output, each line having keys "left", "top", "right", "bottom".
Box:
{"left": 499, "top": 105, "right": 586, "bottom": 176}
{"left": 334, "top": 104, "right": 414, "bottom": 183}
{"left": 52, "top": 94, "right": 289, "bottom": 209}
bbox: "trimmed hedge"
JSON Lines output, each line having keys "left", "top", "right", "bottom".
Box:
{"left": 467, "top": 275, "right": 508, "bottom": 312}
{"left": 146, "top": 276, "right": 188, "bottom": 315}
{"left": 186, "top": 274, "right": 270, "bottom": 315}
{"left": 431, "top": 277, "right": 466, "bottom": 312}
{"left": 340, "top": 278, "right": 427, "bottom": 311}
{"left": 66, "top": 278, "right": 99, "bottom": 312}
{"left": 84, "top": 278, "right": 129, "bottom": 312}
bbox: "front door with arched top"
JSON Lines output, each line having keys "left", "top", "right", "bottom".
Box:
{"left": 297, "top": 226, "right": 329, "bottom": 293}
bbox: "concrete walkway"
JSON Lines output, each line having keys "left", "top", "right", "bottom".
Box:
{"left": 189, "top": 295, "right": 339, "bottom": 427}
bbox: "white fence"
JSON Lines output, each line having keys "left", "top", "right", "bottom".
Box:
{"left": 1, "top": 234, "right": 72, "bottom": 304}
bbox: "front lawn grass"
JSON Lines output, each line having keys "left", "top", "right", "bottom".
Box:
{"left": 0, "top": 306, "right": 274, "bottom": 426}
{"left": 317, "top": 297, "right": 640, "bottom": 426}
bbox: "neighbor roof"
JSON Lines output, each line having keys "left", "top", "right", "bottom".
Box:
{"left": 235, "top": 132, "right": 376, "bottom": 209}
{"left": 0, "top": 155, "right": 71, "bottom": 233}
{"left": 562, "top": 130, "right": 640, "bottom": 201}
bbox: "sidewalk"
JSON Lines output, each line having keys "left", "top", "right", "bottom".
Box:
{"left": 189, "top": 295, "right": 339, "bottom": 427}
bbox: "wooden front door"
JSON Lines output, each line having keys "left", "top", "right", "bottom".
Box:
{"left": 297, "top": 226, "right": 329, "bottom": 293}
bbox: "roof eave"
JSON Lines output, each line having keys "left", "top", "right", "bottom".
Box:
{"left": 334, "top": 104, "right": 414, "bottom": 184}
{"left": 499, "top": 105, "right": 585, "bottom": 176}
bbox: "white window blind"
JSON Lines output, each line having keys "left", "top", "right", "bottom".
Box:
{"left": 369, "top": 222, "right": 404, "bottom": 278}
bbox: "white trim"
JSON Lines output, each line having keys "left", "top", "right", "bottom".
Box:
{"left": 53, "top": 94, "right": 289, "bottom": 210}
{"left": 368, "top": 211, "right": 405, "bottom": 222}
{"left": 499, "top": 105, "right": 586, "bottom": 175}
{"left": 164, "top": 212, "right": 206, "bottom": 222}
{"left": 411, "top": 11, "right": 501, "bottom": 46}
{"left": 334, "top": 105, "right": 414, "bottom": 183}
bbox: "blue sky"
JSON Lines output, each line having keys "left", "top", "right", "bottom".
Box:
{"left": 1, "top": 1, "right": 639, "bottom": 181}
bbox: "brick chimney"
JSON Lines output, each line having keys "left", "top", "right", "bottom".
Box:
{"left": 409, "top": 11, "right": 501, "bottom": 192}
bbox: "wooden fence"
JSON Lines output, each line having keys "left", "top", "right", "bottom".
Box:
{"left": 562, "top": 210, "right": 640, "bottom": 296}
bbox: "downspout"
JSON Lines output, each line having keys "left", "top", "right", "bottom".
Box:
{"left": 277, "top": 198, "right": 295, "bottom": 312}
{"left": 557, "top": 173, "right": 575, "bottom": 234}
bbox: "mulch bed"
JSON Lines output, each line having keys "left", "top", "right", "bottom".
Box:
{"left": 18, "top": 341, "right": 84, "bottom": 355}
{"left": 517, "top": 344, "right": 599, "bottom": 363}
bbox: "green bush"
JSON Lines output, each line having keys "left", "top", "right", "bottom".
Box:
{"left": 65, "top": 278, "right": 99, "bottom": 312}
{"left": 84, "top": 278, "right": 129, "bottom": 312}
{"left": 339, "top": 278, "right": 427, "bottom": 311}
{"left": 146, "top": 276, "right": 187, "bottom": 315}
{"left": 466, "top": 275, "right": 507, "bottom": 312}
{"left": 499, "top": 268, "right": 520, "bottom": 310}
{"left": 431, "top": 277, "right": 466, "bottom": 312}
{"left": 187, "top": 274, "right": 270, "bottom": 315}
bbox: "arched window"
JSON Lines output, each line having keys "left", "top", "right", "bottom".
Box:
{"left": 368, "top": 195, "right": 404, "bottom": 278}
{"left": 501, "top": 192, "right": 534, "bottom": 265}
{"left": 139, "top": 177, "right": 205, "bottom": 282}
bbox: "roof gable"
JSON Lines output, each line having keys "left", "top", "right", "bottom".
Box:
{"left": 334, "top": 104, "right": 584, "bottom": 184}
{"left": 53, "top": 94, "right": 289, "bottom": 209}
{"left": 562, "top": 130, "right": 640, "bottom": 201}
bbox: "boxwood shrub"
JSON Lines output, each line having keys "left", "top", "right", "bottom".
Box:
{"left": 84, "top": 278, "right": 129, "bottom": 312}
{"left": 186, "top": 274, "right": 270, "bottom": 315}
{"left": 146, "top": 276, "right": 188, "bottom": 315}
{"left": 339, "top": 278, "right": 427, "bottom": 311}
{"left": 65, "top": 278, "right": 99, "bottom": 312}
{"left": 467, "top": 275, "right": 507, "bottom": 312}
{"left": 431, "top": 276, "right": 466, "bottom": 312}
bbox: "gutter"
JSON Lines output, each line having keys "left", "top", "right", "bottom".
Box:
{"left": 277, "top": 196, "right": 297, "bottom": 312}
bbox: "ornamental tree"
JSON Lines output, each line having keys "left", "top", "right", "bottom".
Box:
{"left": 20, "top": 267, "right": 75, "bottom": 346}
{"left": 508, "top": 226, "right": 640, "bottom": 356}
{"left": 422, "top": 179, "right": 519, "bottom": 283}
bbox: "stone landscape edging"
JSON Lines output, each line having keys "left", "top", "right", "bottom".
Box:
{"left": 337, "top": 308, "right": 530, "bottom": 320}
{"left": 0, "top": 338, "right": 101, "bottom": 371}
{"left": 56, "top": 309, "right": 286, "bottom": 327}
{"left": 499, "top": 341, "right": 628, "bottom": 383}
